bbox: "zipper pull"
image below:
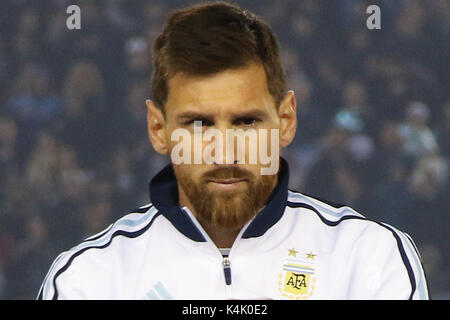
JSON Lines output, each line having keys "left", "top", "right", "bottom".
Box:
{"left": 222, "top": 256, "right": 232, "bottom": 285}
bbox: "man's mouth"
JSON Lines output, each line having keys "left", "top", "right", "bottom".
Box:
{"left": 206, "top": 178, "right": 248, "bottom": 190}
{"left": 208, "top": 178, "right": 247, "bottom": 184}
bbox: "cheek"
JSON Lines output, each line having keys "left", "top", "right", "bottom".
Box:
{"left": 174, "top": 164, "right": 206, "bottom": 185}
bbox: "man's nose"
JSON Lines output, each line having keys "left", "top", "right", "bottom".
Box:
{"left": 210, "top": 122, "right": 257, "bottom": 166}
{"left": 210, "top": 122, "right": 238, "bottom": 165}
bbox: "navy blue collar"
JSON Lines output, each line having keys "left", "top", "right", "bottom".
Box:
{"left": 149, "top": 158, "right": 289, "bottom": 242}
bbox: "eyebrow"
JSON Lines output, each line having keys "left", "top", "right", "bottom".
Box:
{"left": 176, "top": 111, "right": 214, "bottom": 122}
{"left": 176, "top": 109, "right": 268, "bottom": 122}
{"left": 231, "top": 109, "right": 267, "bottom": 120}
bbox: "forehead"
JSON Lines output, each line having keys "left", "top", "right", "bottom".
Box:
{"left": 165, "top": 63, "right": 275, "bottom": 117}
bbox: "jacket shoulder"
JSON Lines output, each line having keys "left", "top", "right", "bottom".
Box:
{"left": 38, "top": 203, "right": 159, "bottom": 299}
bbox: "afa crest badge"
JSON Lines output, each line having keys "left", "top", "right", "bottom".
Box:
{"left": 278, "top": 249, "right": 317, "bottom": 299}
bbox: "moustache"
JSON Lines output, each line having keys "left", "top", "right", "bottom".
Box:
{"left": 203, "top": 166, "right": 253, "bottom": 181}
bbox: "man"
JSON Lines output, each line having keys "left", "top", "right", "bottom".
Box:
{"left": 39, "top": 2, "right": 428, "bottom": 299}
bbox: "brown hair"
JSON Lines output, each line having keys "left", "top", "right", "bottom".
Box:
{"left": 151, "top": 1, "right": 286, "bottom": 113}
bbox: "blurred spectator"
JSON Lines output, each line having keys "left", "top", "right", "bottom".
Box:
{"left": 44, "top": 145, "right": 90, "bottom": 252}
{"left": 339, "top": 80, "right": 378, "bottom": 136}
{"left": 0, "top": 38, "right": 9, "bottom": 98}
{"left": 333, "top": 165, "right": 374, "bottom": 216}
{"left": 4, "top": 214, "right": 55, "bottom": 299}
{"left": 0, "top": 222, "right": 15, "bottom": 298}
{"left": 60, "top": 60, "right": 110, "bottom": 169}
{"left": 436, "top": 101, "right": 450, "bottom": 158}
{"left": 124, "top": 37, "right": 150, "bottom": 83}
{"left": 11, "top": 8, "right": 42, "bottom": 63}
{"left": 398, "top": 101, "right": 439, "bottom": 157}
{"left": 80, "top": 196, "right": 114, "bottom": 240}
{"left": 110, "top": 146, "right": 137, "bottom": 214}
{"left": 420, "top": 244, "right": 450, "bottom": 299}
{"left": 105, "top": 0, "right": 137, "bottom": 33}
{"left": 370, "top": 122, "right": 413, "bottom": 223}
{"left": 373, "top": 158, "right": 411, "bottom": 227}
{"left": 289, "top": 75, "right": 328, "bottom": 144}
{"left": 304, "top": 126, "right": 355, "bottom": 203}
{"left": 6, "top": 63, "right": 62, "bottom": 124}
{"left": 6, "top": 63, "right": 63, "bottom": 162}
{"left": 0, "top": 116, "right": 18, "bottom": 174}
{"left": 109, "top": 80, "right": 149, "bottom": 151}
{"left": 373, "top": 121, "right": 409, "bottom": 176}
{"left": 332, "top": 109, "right": 375, "bottom": 163}
{"left": 0, "top": 168, "right": 30, "bottom": 242}
{"left": 313, "top": 55, "right": 344, "bottom": 120}
{"left": 409, "top": 153, "right": 448, "bottom": 201}
{"left": 404, "top": 152, "right": 449, "bottom": 282}
{"left": 25, "top": 131, "right": 60, "bottom": 202}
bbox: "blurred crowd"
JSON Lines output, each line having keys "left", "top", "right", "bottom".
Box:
{"left": 0, "top": 0, "right": 448, "bottom": 299}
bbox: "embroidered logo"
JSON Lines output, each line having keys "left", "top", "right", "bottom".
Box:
{"left": 278, "top": 249, "right": 317, "bottom": 299}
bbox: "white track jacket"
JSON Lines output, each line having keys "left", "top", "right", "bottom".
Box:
{"left": 38, "top": 159, "right": 429, "bottom": 300}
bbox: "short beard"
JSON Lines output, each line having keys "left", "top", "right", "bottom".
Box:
{"left": 174, "top": 166, "right": 277, "bottom": 231}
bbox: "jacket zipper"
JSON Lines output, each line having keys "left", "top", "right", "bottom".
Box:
{"left": 222, "top": 256, "right": 232, "bottom": 285}
{"left": 180, "top": 207, "right": 236, "bottom": 290}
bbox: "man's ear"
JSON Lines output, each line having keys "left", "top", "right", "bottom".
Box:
{"left": 146, "top": 99, "right": 169, "bottom": 155}
{"left": 278, "top": 90, "right": 297, "bottom": 148}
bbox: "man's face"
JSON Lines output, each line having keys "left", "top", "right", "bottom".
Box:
{"left": 149, "top": 63, "right": 295, "bottom": 231}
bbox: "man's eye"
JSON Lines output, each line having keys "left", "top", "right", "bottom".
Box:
{"left": 234, "top": 117, "right": 260, "bottom": 126}
{"left": 184, "top": 119, "right": 214, "bottom": 127}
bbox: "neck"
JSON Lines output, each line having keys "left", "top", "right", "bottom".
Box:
{"left": 178, "top": 186, "right": 240, "bottom": 248}
{"left": 197, "top": 217, "right": 240, "bottom": 248}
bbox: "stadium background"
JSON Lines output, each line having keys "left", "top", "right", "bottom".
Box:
{"left": 0, "top": 0, "right": 448, "bottom": 299}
